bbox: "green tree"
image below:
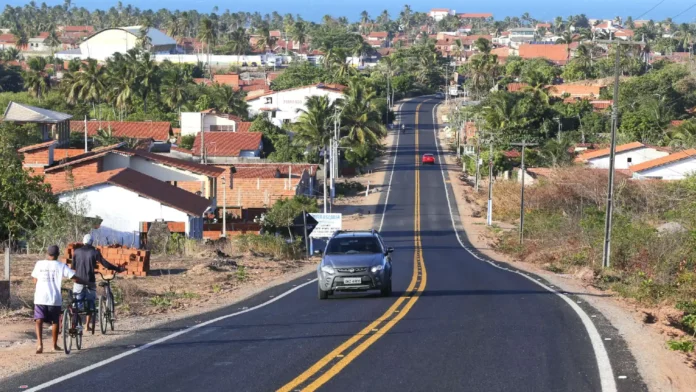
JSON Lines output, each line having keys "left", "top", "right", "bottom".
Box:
{"left": 179, "top": 134, "right": 196, "bottom": 150}
{"left": 198, "top": 17, "right": 217, "bottom": 79}
{"left": 293, "top": 95, "right": 336, "bottom": 158}
{"left": 340, "top": 80, "right": 386, "bottom": 144}
{"left": 262, "top": 195, "right": 318, "bottom": 239}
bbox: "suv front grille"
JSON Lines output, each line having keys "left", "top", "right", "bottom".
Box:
{"left": 336, "top": 267, "right": 368, "bottom": 273}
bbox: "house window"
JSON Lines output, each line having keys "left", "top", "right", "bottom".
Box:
{"left": 265, "top": 97, "right": 273, "bottom": 105}
{"left": 627, "top": 157, "right": 632, "bottom": 164}
{"left": 271, "top": 111, "right": 276, "bottom": 118}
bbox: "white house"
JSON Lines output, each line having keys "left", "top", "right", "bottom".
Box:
{"left": 429, "top": 8, "right": 455, "bottom": 21}
{"left": 56, "top": 168, "right": 212, "bottom": 244}
{"left": 575, "top": 142, "right": 670, "bottom": 170}
{"left": 246, "top": 83, "right": 346, "bottom": 127}
{"left": 180, "top": 110, "right": 252, "bottom": 137}
{"left": 631, "top": 149, "right": 696, "bottom": 180}
{"left": 57, "top": 26, "right": 176, "bottom": 61}
{"left": 508, "top": 28, "right": 537, "bottom": 48}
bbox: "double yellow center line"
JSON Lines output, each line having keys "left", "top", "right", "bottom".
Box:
{"left": 277, "top": 103, "right": 427, "bottom": 392}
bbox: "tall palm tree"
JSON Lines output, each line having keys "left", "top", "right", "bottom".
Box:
{"left": 162, "top": 66, "right": 192, "bottom": 114}
{"left": 134, "top": 52, "right": 159, "bottom": 113}
{"left": 324, "top": 47, "right": 351, "bottom": 79}
{"left": 256, "top": 24, "right": 277, "bottom": 52}
{"left": 340, "top": 80, "right": 386, "bottom": 144}
{"left": 228, "top": 27, "right": 250, "bottom": 55}
{"left": 540, "top": 138, "right": 573, "bottom": 167}
{"left": 290, "top": 21, "right": 307, "bottom": 53}
{"left": 293, "top": 95, "right": 336, "bottom": 155}
{"left": 73, "top": 59, "right": 106, "bottom": 117}
{"left": 23, "top": 57, "right": 50, "bottom": 100}
{"left": 44, "top": 30, "right": 61, "bottom": 56}
{"left": 198, "top": 17, "right": 217, "bottom": 79}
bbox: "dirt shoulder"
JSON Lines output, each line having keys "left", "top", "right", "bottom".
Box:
{"left": 435, "top": 104, "right": 696, "bottom": 392}
{"left": 0, "top": 250, "right": 316, "bottom": 380}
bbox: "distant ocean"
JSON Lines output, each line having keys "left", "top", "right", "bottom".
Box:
{"left": 5, "top": 0, "right": 695, "bottom": 23}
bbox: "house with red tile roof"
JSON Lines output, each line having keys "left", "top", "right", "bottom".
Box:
{"left": 518, "top": 43, "right": 569, "bottom": 65}
{"left": 53, "top": 168, "right": 212, "bottom": 244}
{"left": 631, "top": 149, "right": 696, "bottom": 180}
{"left": 575, "top": 142, "right": 670, "bottom": 170}
{"left": 457, "top": 13, "right": 493, "bottom": 19}
{"left": 69, "top": 120, "right": 172, "bottom": 142}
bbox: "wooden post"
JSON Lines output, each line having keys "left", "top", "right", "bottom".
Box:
{"left": 4, "top": 248, "right": 8, "bottom": 281}
{"left": 0, "top": 249, "right": 9, "bottom": 306}
{"left": 366, "top": 180, "right": 370, "bottom": 197}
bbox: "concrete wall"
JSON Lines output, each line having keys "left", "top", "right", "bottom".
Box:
{"left": 634, "top": 157, "right": 696, "bottom": 180}
{"left": 79, "top": 29, "right": 138, "bottom": 61}
{"left": 59, "top": 184, "right": 191, "bottom": 245}
{"left": 587, "top": 148, "right": 670, "bottom": 170}
{"left": 180, "top": 112, "right": 202, "bottom": 137}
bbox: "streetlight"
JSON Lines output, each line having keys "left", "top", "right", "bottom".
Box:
{"left": 221, "top": 175, "right": 226, "bottom": 238}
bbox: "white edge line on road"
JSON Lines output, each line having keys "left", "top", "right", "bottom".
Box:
{"left": 28, "top": 101, "right": 411, "bottom": 392}
{"left": 378, "top": 100, "right": 406, "bottom": 232}
{"left": 429, "top": 104, "right": 617, "bottom": 392}
{"left": 26, "top": 279, "right": 317, "bottom": 391}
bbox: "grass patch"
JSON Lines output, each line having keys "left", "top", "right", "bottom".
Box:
{"left": 667, "top": 339, "right": 695, "bottom": 352}
{"left": 236, "top": 265, "right": 248, "bottom": 282}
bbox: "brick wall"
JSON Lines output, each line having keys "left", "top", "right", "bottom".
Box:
{"left": 177, "top": 180, "right": 205, "bottom": 195}
{"left": 217, "top": 178, "right": 299, "bottom": 208}
{"left": 23, "top": 148, "right": 52, "bottom": 166}
{"left": 44, "top": 161, "right": 101, "bottom": 193}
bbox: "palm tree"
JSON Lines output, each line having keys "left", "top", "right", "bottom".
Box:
{"left": 134, "top": 52, "right": 159, "bottom": 113}
{"left": 162, "top": 66, "right": 192, "bottom": 114}
{"left": 554, "top": 16, "right": 564, "bottom": 33}
{"left": 452, "top": 39, "right": 465, "bottom": 62}
{"left": 23, "top": 57, "right": 50, "bottom": 100}
{"left": 71, "top": 59, "right": 106, "bottom": 117}
{"left": 324, "top": 47, "right": 351, "bottom": 79}
{"left": 290, "top": 21, "right": 307, "bottom": 53}
{"left": 228, "top": 27, "right": 250, "bottom": 55}
{"left": 666, "top": 121, "right": 696, "bottom": 150}
{"left": 198, "top": 17, "right": 217, "bottom": 79}
{"left": 340, "top": 80, "right": 386, "bottom": 144}
{"left": 212, "top": 84, "right": 248, "bottom": 117}
{"left": 359, "top": 10, "right": 370, "bottom": 33}
{"left": 293, "top": 95, "right": 336, "bottom": 155}
{"left": 2, "top": 47, "right": 22, "bottom": 62}
{"left": 256, "top": 24, "right": 277, "bottom": 52}
{"left": 540, "top": 138, "right": 573, "bottom": 167}
{"left": 44, "top": 30, "right": 61, "bottom": 56}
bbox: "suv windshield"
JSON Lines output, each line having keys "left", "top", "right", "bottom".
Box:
{"left": 326, "top": 237, "right": 382, "bottom": 255}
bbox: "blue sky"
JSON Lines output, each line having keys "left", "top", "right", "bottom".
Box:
{"left": 7, "top": 0, "right": 696, "bottom": 23}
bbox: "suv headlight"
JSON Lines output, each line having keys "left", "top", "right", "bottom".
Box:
{"left": 371, "top": 265, "right": 384, "bottom": 273}
{"left": 321, "top": 265, "right": 336, "bottom": 275}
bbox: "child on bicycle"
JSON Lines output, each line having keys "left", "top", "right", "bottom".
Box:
{"left": 32, "top": 245, "right": 80, "bottom": 354}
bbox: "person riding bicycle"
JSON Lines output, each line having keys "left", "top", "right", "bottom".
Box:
{"left": 72, "top": 234, "right": 125, "bottom": 332}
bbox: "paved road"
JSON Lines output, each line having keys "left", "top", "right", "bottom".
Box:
{"left": 3, "top": 97, "right": 646, "bottom": 392}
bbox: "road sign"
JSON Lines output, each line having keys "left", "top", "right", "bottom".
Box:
{"left": 309, "top": 213, "right": 342, "bottom": 238}
{"left": 291, "top": 212, "right": 318, "bottom": 237}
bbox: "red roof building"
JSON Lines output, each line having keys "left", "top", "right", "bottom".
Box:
{"left": 518, "top": 44, "right": 569, "bottom": 65}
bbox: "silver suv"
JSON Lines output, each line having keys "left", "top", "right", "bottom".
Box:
{"left": 317, "top": 230, "right": 393, "bottom": 299}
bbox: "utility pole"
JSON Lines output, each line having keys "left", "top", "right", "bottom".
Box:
{"left": 594, "top": 39, "right": 646, "bottom": 268}
{"left": 323, "top": 145, "right": 328, "bottom": 213}
{"left": 554, "top": 117, "right": 562, "bottom": 142}
{"left": 221, "top": 176, "right": 227, "bottom": 238}
{"left": 302, "top": 209, "right": 309, "bottom": 259}
{"left": 200, "top": 113, "right": 206, "bottom": 164}
{"left": 511, "top": 141, "right": 538, "bottom": 244}
{"left": 487, "top": 139, "right": 494, "bottom": 226}
{"left": 84, "top": 116, "right": 88, "bottom": 152}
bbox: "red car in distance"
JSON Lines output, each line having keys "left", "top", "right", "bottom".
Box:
{"left": 422, "top": 153, "right": 435, "bottom": 165}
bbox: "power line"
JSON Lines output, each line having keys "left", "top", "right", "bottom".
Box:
{"left": 634, "top": 0, "right": 667, "bottom": 20}
{"left": 672, "top": 3, "right": 696, "bottom": 20}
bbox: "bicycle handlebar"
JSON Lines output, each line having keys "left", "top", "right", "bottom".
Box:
{"left": 97, "top": 271, "right": 118, "bottom": 282}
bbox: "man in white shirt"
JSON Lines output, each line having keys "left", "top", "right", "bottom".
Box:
{"left": 32, "top": 245, "right": 80, "bottom": 354}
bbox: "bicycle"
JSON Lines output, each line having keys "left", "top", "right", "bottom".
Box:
{"left": 97, "top": 272, "right": 118, "bottom": 334}
{"left": 60, "top": 289, "right": 83, "bottom": 354}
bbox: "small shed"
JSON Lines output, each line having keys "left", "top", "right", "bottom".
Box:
{"left": 2, "top": 101, "right": 73, "bottom": 146}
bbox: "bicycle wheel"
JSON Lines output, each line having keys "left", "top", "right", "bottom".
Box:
{"left": 108, "top": 292, "right": 115, "bottom": 331}
{"left": 99, "top": 296, "right": 107, "bottom": 334}
{"left": 75, "top": 314, "right": 82, "bottom": 350}
{"left": 62, "top": 309, "right": 71, "bottom": 354}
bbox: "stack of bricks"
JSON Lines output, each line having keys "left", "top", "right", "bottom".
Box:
{"left": 64, "top": 243, "right": 150, "bottom": 277}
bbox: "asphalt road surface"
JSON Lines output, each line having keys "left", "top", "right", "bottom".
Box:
{"left": 3, "top": 97, "right": 646, "bottom": 392}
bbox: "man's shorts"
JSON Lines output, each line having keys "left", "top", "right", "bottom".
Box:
{"left": 73, "top": 284, "right": 97, "bottom": 312}
{"left": 34, "top": 305, "right": 61, "bottom": 324}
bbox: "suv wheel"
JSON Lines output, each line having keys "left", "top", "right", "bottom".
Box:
{"left": 380, "top": 278, "right": 392, "bottom": 297}
{"left": 318, "top": 285, "right": 330, "bottom": 300}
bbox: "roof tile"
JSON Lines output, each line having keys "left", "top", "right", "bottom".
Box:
{"left": 17, "top": 140, "right": 57, "bottom": 153}
{"left": 630, "top": 149, "right": 696, "bottom": 173}
{"left": 519, "top": 44, "right": 569, "bottom": 64}
{"left": 576, "top": 142, "right": 645, "bottom": 162}
{"left": 69, "top": 121, "right": 171, "bottom": 141}
{"left": 192, "top": 132, "right": 262, "bottom": 157}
